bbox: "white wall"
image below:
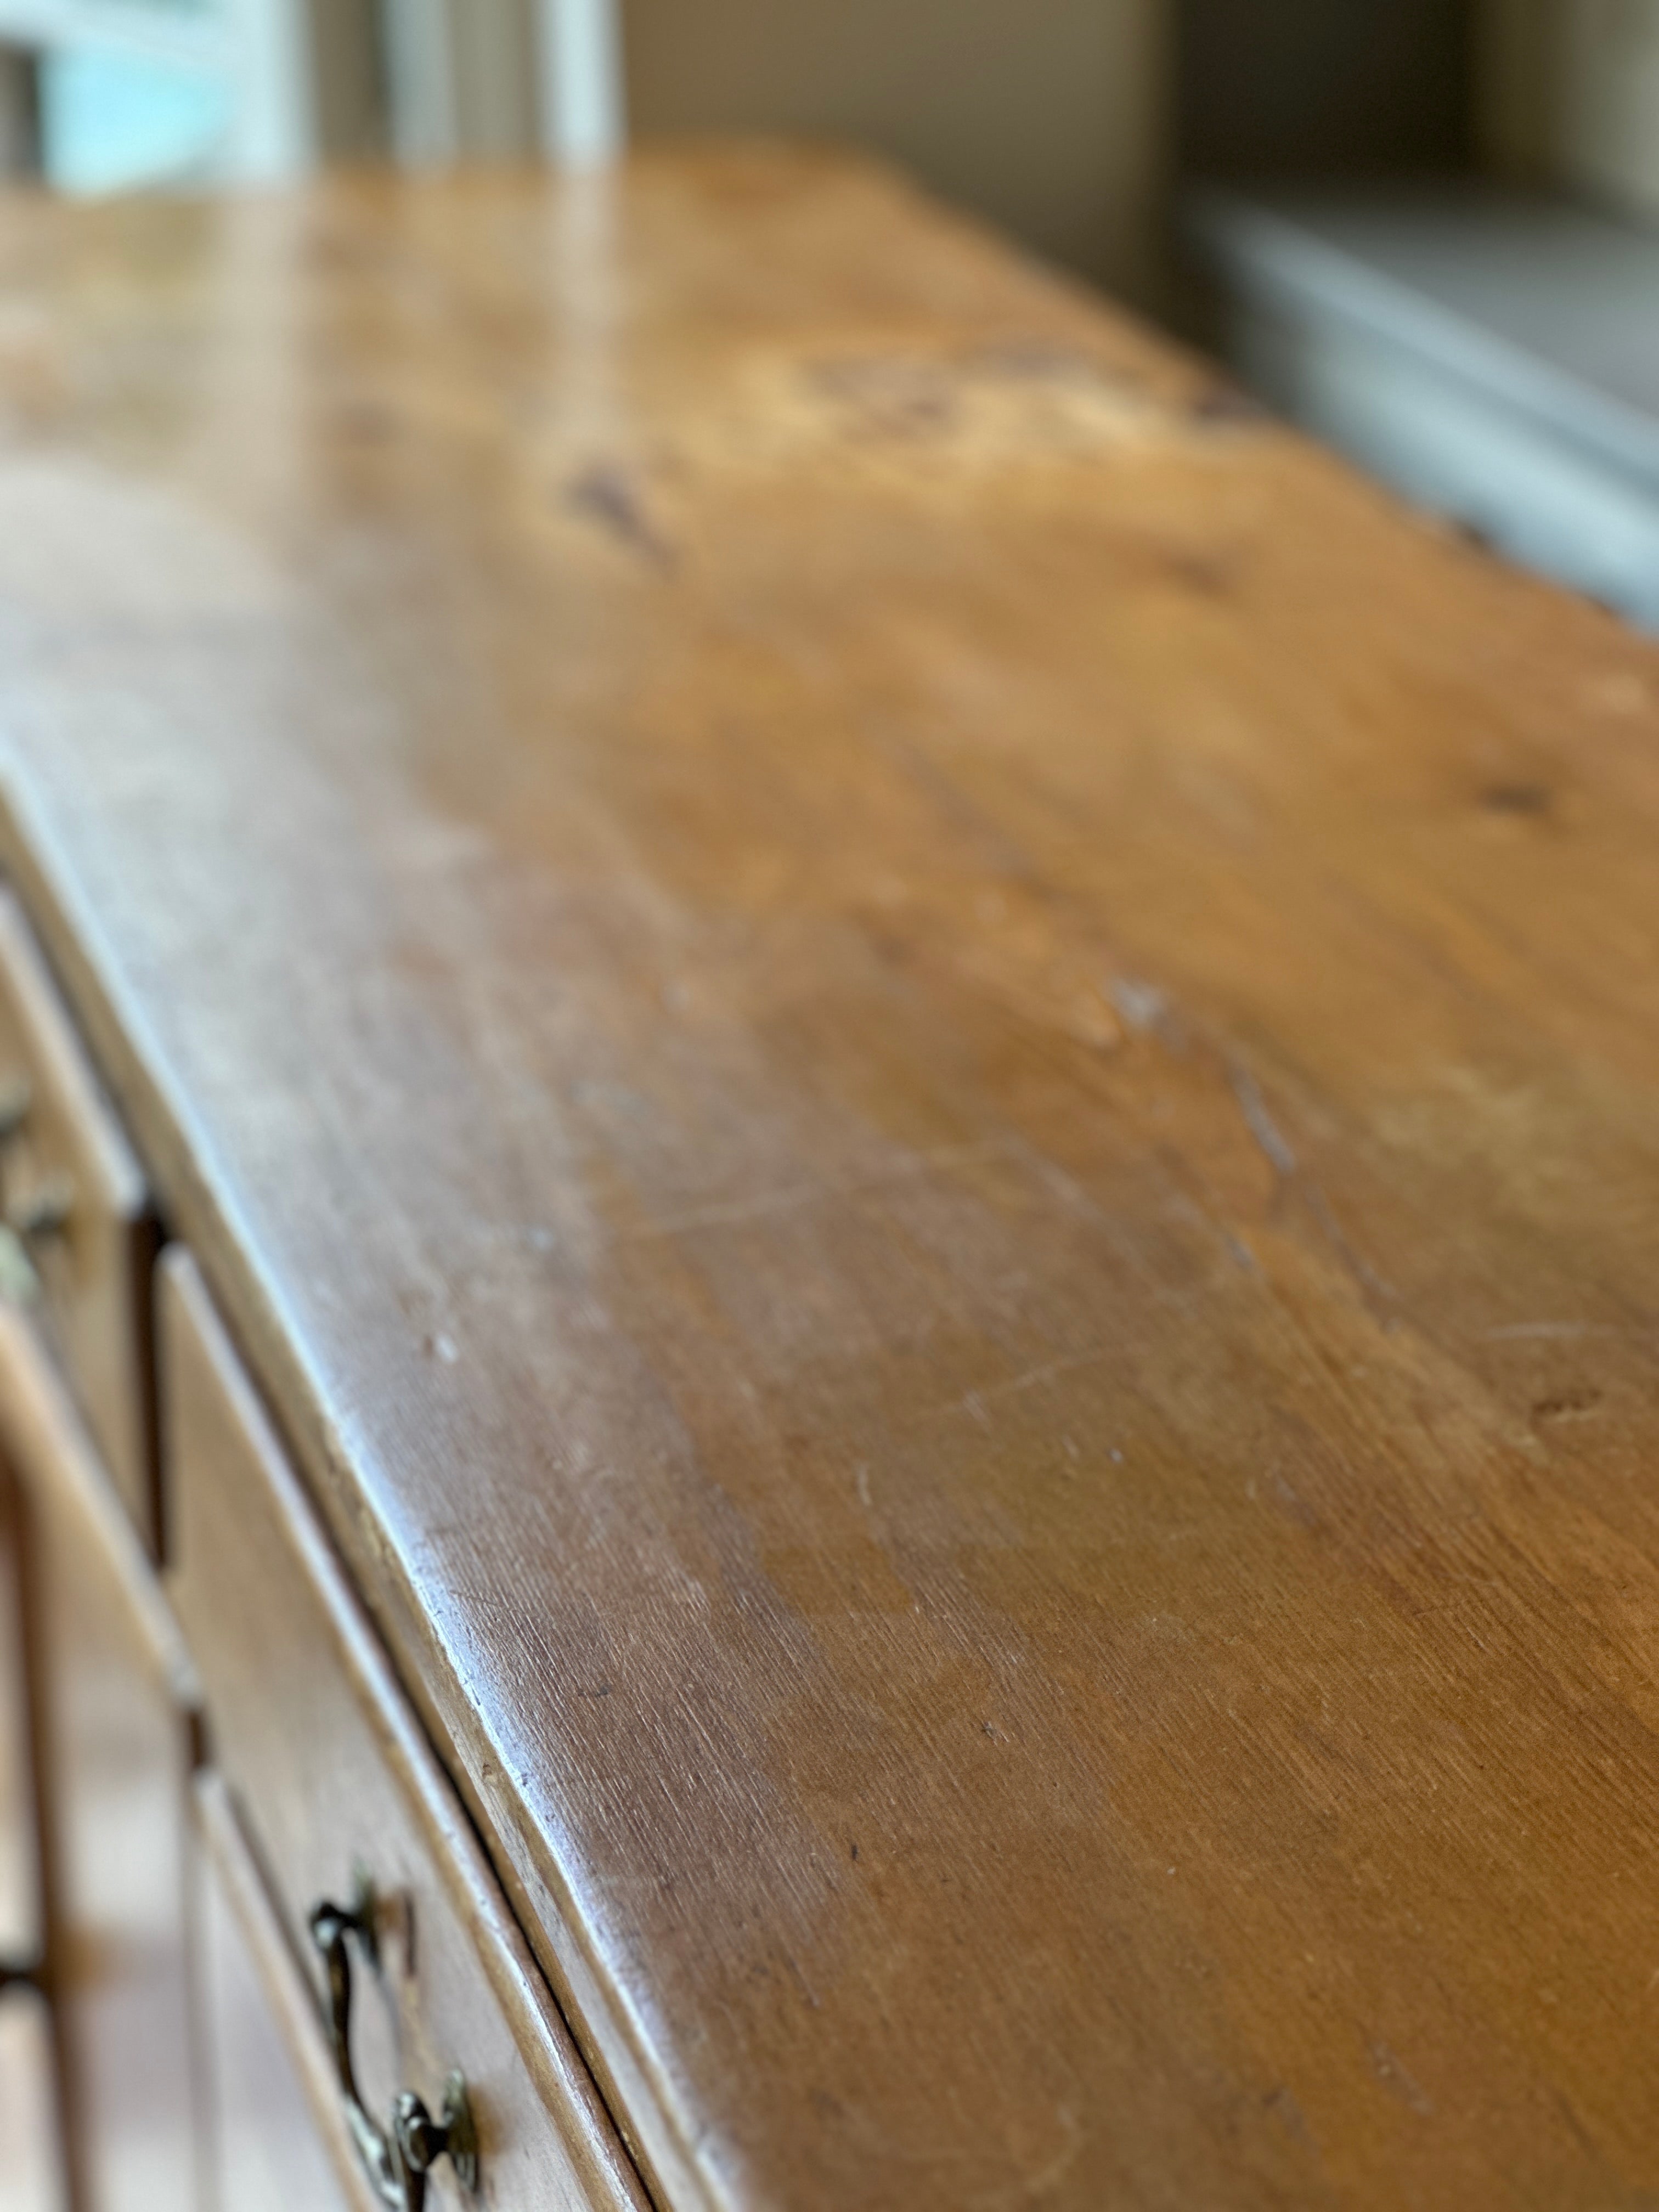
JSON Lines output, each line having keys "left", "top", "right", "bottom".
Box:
{"left": 620, "top": 0, "right": 1170, "bottom": 300}
{"left": 1559, "top": 0, "right": 1659, "bottom": 216}
{"left": 1479, "top": 0, "right": 1659, "bottom": 218}
{"left": 1477, "top": 0, "right": 1554, "bottom": 173}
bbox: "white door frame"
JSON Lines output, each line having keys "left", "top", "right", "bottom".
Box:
{"left": 537, "top": 0, "right": 623, "bottom": 162}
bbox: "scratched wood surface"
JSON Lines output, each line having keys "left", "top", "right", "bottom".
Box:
{"left": 1, "top": 147, "right": 1658, "bottom": 2210}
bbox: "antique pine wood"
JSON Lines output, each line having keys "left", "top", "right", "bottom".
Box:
{"left": 0, "top": 1302, "right": 201, "bottom": 2212}
{"left": 0, "top": 1451, "right": 36, "bottom": 1976}
{"left": 0, "top": 1452, "right": 60, "bottom": 2212}
{"left": 1, "top": 146, "right": 1659, "bottom": 2209}
{"left": 0, "top": 890, "right": 157, "bottom": 1549}
{"left": 162, "top": 1246, "right": 648, "bottom": 2212}
{"left": 190, "top": 1768, "right": 382, "bottom": 2212}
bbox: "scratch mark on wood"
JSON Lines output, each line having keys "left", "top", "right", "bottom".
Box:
{"left": 1368, "top": 2040, "right": 1434, "bottom": 2118}
{"left": 916, "top": 1349, "right": 1108, "bottom": 1429}
{"left": 1228, "top": 1058, "right": 1395, "bottom": 1309}
{"left": 1228, "top": 1062, "right": 1298, "bottom": 1178}
{"left": 1485, "top": 1322, "right": 1622, "bottom": 1342}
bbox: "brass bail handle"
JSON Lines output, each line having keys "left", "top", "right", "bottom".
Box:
{"left": 308, "top": 1883, "right": 478, "bottom": 2211}
{"left": 0, "top": 1950, "right": 42, "bottom": 1995}
{"left": 396, "top": 2080, "right": 480, "bottom": 2200}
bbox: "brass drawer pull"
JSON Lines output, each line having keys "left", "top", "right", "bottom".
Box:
{"left": 0, "top": 1949, "right": 42, "bottom": 1994}
{"left": 308, "top": 1883, "right": 479, "bottom": 2211}
{"left": 393, "top": 2088, "right": 478, "bottom": 2193}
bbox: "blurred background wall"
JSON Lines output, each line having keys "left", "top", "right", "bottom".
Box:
{"left": 621, "top": 0, "right": 1168, "bottom": 302}
{"left": 1178, "top": 0, "right": 1475, "bottom": 183}
{"left": 621, "top": 0, "right": 1659, "bottom": 306}
{"left": 1498, "top": 0, "right": 1659, "bottom": 218}
{"left": 3, "top": 1, "right": 1659, "bottom": 294}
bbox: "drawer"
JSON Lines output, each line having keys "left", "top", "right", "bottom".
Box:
{"left": 0, "top": 890, "right": 157, "bottom": 1551}
{"left": 191, "top": 1768, "right": 376, "bottom": 2212}
{"left": 160, "top": 1251, "right": 648, "bottom": 2212}
{"left": 0, "top": 1980, "right": 65, "bottom": 2212}
{"left": 0, "top": 1450, "right": 41, "bottom": 1984}
{"left": 0, "top": 1298, "right": 202, "bottom": 2212}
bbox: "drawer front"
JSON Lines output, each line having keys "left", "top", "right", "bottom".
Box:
{"left": 0, "top": 1983, "right": 65, "bottom": 2212}
{"left": 160, "top": 1252, "right": 647, "bottom": 2212}
{"left": 1, "top": 1438, "right": 57, "bottom": 2212}
{"left": 191, "top": 1770, "right": 374, "bottom": 2212}
{"left": 0, "top": 1301, "right": 201, "bottom": 2212}
{"left": 0, "top": 891, "right": 157, "bottom": 1551}
{"left": 0, "top": 1451, "right": 41, "bottom": 1984}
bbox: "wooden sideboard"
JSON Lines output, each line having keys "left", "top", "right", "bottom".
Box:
{"left": 2, "top": 145, "right": 1659, "bottom": 2212}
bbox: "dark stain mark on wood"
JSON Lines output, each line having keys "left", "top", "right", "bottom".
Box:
{"left": 1262, "top": 2085, "right": 1311, "bottom": 2146}
{"left": 806, "top": 356, "right": 958, "bottom": 436}
{"left": 564, "top": 462, "right": 677, "bottom": 569}
{"left": 1189, "top": 380, "right": 1268, "bottom": 427}
{"left": 1531, "top": 1388, "right": 1601, "bottom": 1424}
{"left": 1165, "top": 546, "right": 1239, "bottom": 596}
{"left": 1481, "top": 783, "right": 1553, "bottom": 818}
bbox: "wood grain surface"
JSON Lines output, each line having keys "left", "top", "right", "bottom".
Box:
{"left": 0, "top": 1304, "right": 201, "bottom": 2212}
{"left": 1, "top": 146, "right": 1658, "bottom": 2209}
{"left": 0, "top": 888, "right": 156, "bottom": 1549}
{"left": 190, "top": 1769, "right": 389, "bottom": 2212}
{"left": 163, "top": 1248, "right": 650, "bottom": 2212}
